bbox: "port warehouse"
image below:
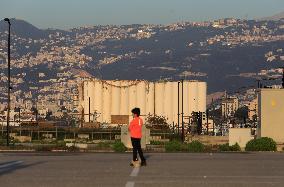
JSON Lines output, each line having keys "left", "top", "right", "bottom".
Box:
{"left": 78, "top": 79, "right": 207, "bottom": 124}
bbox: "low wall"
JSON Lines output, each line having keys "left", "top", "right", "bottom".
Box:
{"left": 186, "top": 135, "right": 229, "bottom": 145}
{"left": 11, "top": 135, "right": 32, "bottom": 143}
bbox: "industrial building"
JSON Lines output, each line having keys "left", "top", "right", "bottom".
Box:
{"left": 79, "top": 79, "right": 207, "bottom": 124}
{"left": 258, "top": 88, "right": 284, "bottom": 143}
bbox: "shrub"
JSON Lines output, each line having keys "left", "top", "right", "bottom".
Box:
{"left": 187, "top": 141, "right": 205, "bottom": 152}
{"left": 53, "top": 142, "right": 67, "bottom": 150}
{"left": 203, "top": 145, "right": 216, "bottom": 152}
{"left": 97, "top": 142, "right": 112, "bottom": 149}
{"left": 146, "top": 114, "right": 168, "bottom": 125}
{"left": 165, "top": 140, "right": 183, "bottom": 152}
{"left": 112, "top": 141, "right": 127, "bottom": 152}
{"left": 170, "top": 134, "right": 182, "bottom": 141}
{"left": 219, "top": 143, "right": 241, "bottom": 152}
{"left": 219, "top": 143, "right": 231, "bottom": 152}
{"left": 0, "top": 139, "right": 6, "bottom": 146}
{"left": 150, "top": 141, "right": 164, "bottom": 145}
{"left": 230, "top": 143, "right": 241, "bottom": 151}
{"left": 67, "top": 145, "right": 79, "bottom": 152}
{"left": 35, "top": 145, "right": 53, "bottom": 152}
{"left": 245, "top": 137, "right": 277, "bottom": 152}
{"left": 146, "top": 114, "right": 169, "bottom": 130}
{"left": 34, "top": 142, "right": 68, "bottom": 152}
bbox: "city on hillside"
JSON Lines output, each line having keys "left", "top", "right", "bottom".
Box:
{"left": 0, "top": 17, "right": 284, "bottom": 136}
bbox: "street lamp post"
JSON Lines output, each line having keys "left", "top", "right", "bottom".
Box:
{"left": 177, "top": 81, "right": 180, "bottom": 135}
{"left": 282, "top": 67, "right": 284, "bottom": 89}
{"left": 206, "top": 109, "right": 209, "bottom": 135}
{"left": 4, "top": 18, "right": 11, "bottom": 147}
{"left": 181, "top": 79, "right": 184, "bottom": 142}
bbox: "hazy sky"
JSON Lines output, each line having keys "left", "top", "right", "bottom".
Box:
{"left": 1, "top": 0, "right": 284, "bottom": 29}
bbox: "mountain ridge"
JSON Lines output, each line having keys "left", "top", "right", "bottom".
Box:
{"left": 1, "top": 18, "right": 284, "bottom": 93}
{"left": 260, "top": 11, "right": 284, "bottom": 21}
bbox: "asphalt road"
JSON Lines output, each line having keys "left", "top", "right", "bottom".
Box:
{"left": 0, "top": 152, "right": 284, "bottom": 187}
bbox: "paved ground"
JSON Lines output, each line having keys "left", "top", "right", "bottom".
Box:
{"left": 0, "top": 152, "right": 284, "bottom": 187}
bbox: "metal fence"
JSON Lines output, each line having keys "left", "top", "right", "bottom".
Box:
{"left": 0, "top": 126, "right": 174, "bottom": 142}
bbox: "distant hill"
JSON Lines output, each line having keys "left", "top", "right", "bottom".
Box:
{"left": 260, "top": 11, "right": 284, "bottom": 21}
{"left": 0, "top": 18, "right": 67, "bottom": 39}
{"left": 0, "top": 18, "right": 47, "bottom": 39}
{"left": 1, "top": 19, "right": 284, "bottom": 93}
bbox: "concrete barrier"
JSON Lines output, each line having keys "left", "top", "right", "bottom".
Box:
{"left": 64, "top": 139, "right": 76, "bottom": 143}
{"left": 66, "top": 143, "right": 88, "bottom": 149}
{"left": 13, "top": 136, "right": 32, "bottom": 143}
{"left": 187, "top": 135, "right": 229, "bottom": 145}
{"left": 43, "top": 134, "right": 53, "bottom": 139}
{"left": 78, "top": 134, "right": 90, "bottom": 139}
{"left": 229, "top": 128, "right": 254, "bottom": 149}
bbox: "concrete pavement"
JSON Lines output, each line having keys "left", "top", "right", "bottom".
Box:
{"left": 0, "top": 152, "right": 284, "bottom": 187}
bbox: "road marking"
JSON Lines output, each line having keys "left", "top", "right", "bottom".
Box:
{"left": 126, "top": 166, "right": 140, "bottom": 187}
{"left": 136, "top": 175, "right": 284, "bottom": 179}
{"left": 0, "top": 161, "right": 23, "bottom": 169}
{"left": 133, "top": 180, "right": 280, "bottom": 185}
{"left": 125, "top": 181, "right": 135, "bottom": 187}
{"left": 203, "top": 175, "right": 284, "bottom": 179}
{"left": 130, "top": 167, "right": 140, "bottom": 177}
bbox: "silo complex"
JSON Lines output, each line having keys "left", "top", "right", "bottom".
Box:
{"left": 79, "top": 79, "right": 206, "bottom": 124}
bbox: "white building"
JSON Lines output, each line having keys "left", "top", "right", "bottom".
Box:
{"left": 248, "top": 98, "right": 258, "bottom": 121}
{"left": 79, "top": 79, "right": 207, "bottom": 124}
{"left": 221, "top": 97, "right": 239, "bottom": 118}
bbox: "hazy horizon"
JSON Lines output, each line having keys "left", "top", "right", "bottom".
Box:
{"left": 0, "top": 0, "right": 284, "bottom": 29}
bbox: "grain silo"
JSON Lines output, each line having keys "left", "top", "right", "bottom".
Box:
{"left": 79, "top": 79, "right": 207, "bottom": 124}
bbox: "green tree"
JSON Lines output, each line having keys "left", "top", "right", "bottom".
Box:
{"left": 31, "top": 106, "right": 38, "bottom": 115}
{"left": 209, "top": 108, "right": 222, "bottom": 118}
{"left": 145, "top": 114, "right": 169, "bottom": 130}
{"left": 45, "top": 110, "right": 53, "bottom": 121}
{"left": 252, "top": 114, "right": 257, "bottom": 122}
{"left": 234, "top": 106, "right": 248, "bottom": 122}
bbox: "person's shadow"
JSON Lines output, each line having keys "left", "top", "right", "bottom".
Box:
{"left": 0, "top": 160, "right": 45, "bottom": 176}
{"left": 144, "top": 154, "right": 151, "bottom": 160}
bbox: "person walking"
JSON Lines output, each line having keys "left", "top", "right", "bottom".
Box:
{"left": 128, "top": 108, "right": 146, "bottom": 167}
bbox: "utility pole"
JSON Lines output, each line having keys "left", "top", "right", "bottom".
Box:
{"left": 206, "top": 109, "right": 209, "bottom": 135}
{"left": 88, "top": 97, "right": 91, "bottom": 122}
{"left": 181, "top": 79, "right": 184, "bottom": 142}
{"left": 282, "top": 67, "right": 284, "bottom": 89}
{"left": 18, "top": 107, "right": 21, "bottom": 124}
{"left": 177, "top": 81, "right": 180, "bottom": 135}
{"left": 4, "top": 18, "right": 11, "bottom": 147}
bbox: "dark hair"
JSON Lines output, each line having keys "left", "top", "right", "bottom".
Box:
{"left": 131, "top": 108, "right": 140, "bottom": 116}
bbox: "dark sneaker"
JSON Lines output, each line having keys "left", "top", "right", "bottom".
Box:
{"left": 141, "top": 160, "right": 147, "bottom": 166}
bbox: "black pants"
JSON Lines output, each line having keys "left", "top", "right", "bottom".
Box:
{"left": 131, "top": 137, "right": 145, "bottom": 162}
